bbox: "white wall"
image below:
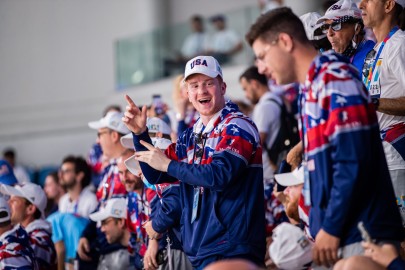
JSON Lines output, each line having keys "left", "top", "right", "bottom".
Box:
{"left": 0, "top": 0, "right": 321, "bottom": 168}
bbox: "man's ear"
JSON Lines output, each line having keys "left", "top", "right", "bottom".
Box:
{"left": 221, "top": 81, "right": 227, "bottom": 96}
{"left": 385, "top": 0, "right": 396, "bottom": 13}
{"left": 279, "top": 33, "right": 294, "bottom": 52}
{"left": 26, "top": 204, "right": 36, "bottom": 216}
{"left": 76, "top": 171, "right": 84, "bottom": 184}
{"left": 111, "top": 130, "right": 120, "bottom": 143}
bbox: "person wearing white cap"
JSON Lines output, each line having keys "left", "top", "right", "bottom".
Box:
{"left": 299, "top": 12, "right": 332, "bottom": 52}
{"left": 274, "top": 166, "right": 312, "bottom": 241}
{"left": 1, "top": 183, "right": 56, "bottom": 270}
{"left": 0, "top": 197, "right": 39, "bottom": 269}
{"left": 269, "top": 222, "right": 313, "bottom": 270}
{"left": 120, "top": 118, "right": 192, "bottom": 270}
{"left": 77, "top": 111, "right": 129, "bottom": 267}
{"left": 123, "top": 55, "right": 265, "bottom": 269}
{"left": 247, "top": 7, "right": 403, "bottom": 269}
{"left": 89, "top": 198, "right": 134, "bottom": 270}
{"left": 360, "top": 0, "right": 405, "bottom": 227}
{"left": 317, "top": 0, "right": 376, "bottom": 73}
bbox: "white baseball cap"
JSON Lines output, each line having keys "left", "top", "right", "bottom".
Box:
{"left": 395, "top": 0, "right": 405, "bottom": 8}
{"left": 89, "top": 198, "right": 127, "bottom": 222}
{"left": 0, "top": 197, "right": 11, "bottom": 223}
{"left": 274, "top": 166, "right": 304, "bottom": 187}
{"left": 88, "top": 111, "right": 130, "bottom": 135}
{"left": 184, "top": 56, "right": 223, "bottom": 81}
{"left": 270, "top": 222, "right": 313, "bottom": 270}
{"left": 317, "top": 0, "right": 362, "bottom": 24}
{"left": 0, "top": 183, "right": 47, "bottom": 217}
{"left": 300, "top": 12, "right": 327, "bottom": 41}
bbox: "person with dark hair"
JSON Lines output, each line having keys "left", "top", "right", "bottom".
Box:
{"left": 317, "top": 0, "right": 375, "bottom": 75}
{"left": 246, "top": 6, "right": 404, "bottom": 268}
{"left": 44, "top": 171, "right": 65, "bottom": 217}
{"left": 3, "top": 148, "right": 30, "bottom": 184}
{"left": 0, "top": 183, "right": 56, "bottom": 270}
{"left": 239, "top": 66, "right": 287, "bottom": 235}
{"left": 0, "top": 197, "right": 38, "bottom": 269}
{"left": 360, "top": 0, "right": 405, "bottom": 227}
{"left": 58, "top": 156, "right": 97, "bottom": 218}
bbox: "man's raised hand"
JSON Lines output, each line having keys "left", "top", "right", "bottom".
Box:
{"left": 122, "top": 94, "right": 148, "bottom": 134}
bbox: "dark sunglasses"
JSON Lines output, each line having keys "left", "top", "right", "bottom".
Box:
{"left": 320, "top": 22, "right": 342, "bottom": 33}
{"left": 362, "top": 49, "right": 377, "bottom": 79}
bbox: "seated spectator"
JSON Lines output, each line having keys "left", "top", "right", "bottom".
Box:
{"left": 58, "top": 156, "right": 98, "bottom": 218}
{"left": 44, "top": 171, "right": 65, "bottom": 217}
{"left": 0, "top": 159, "right": 18, "bottom": 186}
{"left": 1, "top": 183, "right": 57, "bottom": 270}
{"left": 89, "top": 198, "right": 134, "bottom": 270}
{"left": 2, "top": 149, "right": 30, "bottom": 184}
{"left": 0, "top": 197, "right": 38, "bottom": 269}
{"left": 206, "top": 14, "right": 243, "bottom": 64}
{"left": 163, "top": 15, "right": 209, "bottom": 77}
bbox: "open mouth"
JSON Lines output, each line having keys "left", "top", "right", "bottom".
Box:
{"left": 198, "top": 98, "right": 211, "bottom": 104}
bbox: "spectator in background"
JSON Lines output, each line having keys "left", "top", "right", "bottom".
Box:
{"left": 163, "top": 15, "right": 209, "bottom": 77}
{"left": 77, "top": 111, "right": 130, "bottom": 269}
{"left": 246, "top": 7, "right": 404, "bottom": 268}
{"left": 206, "top": 14, "right": 243, "bottom": 64}
{"left": 239, "top": 66, "right": 287, "bottom": 236}
{"left": 300, "top": 12, "right": 332, "bottom": 52}
{"left": 89, "top": 198, "right": 134, "bottom": 270}
{"left": 172, "top": 74, "right": 199, "bottom": 138}
{"left": 317, "top": 0, "right": 375, "bottom": 74}
{"left": 0, "top": 197, "right": 38, "bottom": 269}
{"left": 0, "top": 159, "right": 18, "bottom": 186}
{"left": 88, "top": 105, "right": 122, "bottom": 190}
{"left": 44, "top": 171, "right": 65, "bottom": 217}
{"left": 1, "top": 183, "right": 57, "bottom": 270}
{"left": 360, "top": 0, "right": 405, "bottom": 227}
{"left": 123, "top": 55, "right": 266, "bottom": 269}
{"left": 3, "top": 148, "right": 31, "bottom": 184}
{"left": 58, "top": 156, "right": 98, "bottom": 218}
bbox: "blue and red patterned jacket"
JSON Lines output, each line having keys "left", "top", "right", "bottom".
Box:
{"left": 25, "top": 220, "right": 56, "bottom": 270}
{"left": 133, "top": 101, "right": 266, "bottom": 267}
{"left": 300, "top": 51, "right": 404, "bottom": 246}
{"left": 0, "top": 225, "right": 39, "bottom": 270}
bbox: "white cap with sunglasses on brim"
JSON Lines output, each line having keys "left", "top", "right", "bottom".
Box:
{"left": 88, "top": 111, "right": 130, "bottom": 135}
{"left": 184, "top": 56, "right": 223, "bottom": 81}
{"left": 0, "top": 183, "right": 47, "bottom": 217}
{"left": 89, "top": 198, "right": 127, "bottom": 222}
{"left": 300, "top": 12, "right": 327, "bottom": 41}
{"left": 317, "top": 0, "right": 362, "bottom": 24}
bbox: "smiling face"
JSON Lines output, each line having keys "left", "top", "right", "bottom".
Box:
{"left": 186, "top": 74, "right": 226, "bottom": 125}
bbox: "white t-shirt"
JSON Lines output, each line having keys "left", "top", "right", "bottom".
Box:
{"left": 207, "top": 29, "right": 240, "bottom": 54}
{"left": 181, "top": 32, "right": 209, "bottom": 58}
{"left": 367, "top": 30, "right": 405, "bottom": 170}
{"left": 252, "top": 91, "right": 282, "bottom": 181}
{"left": 58, "top": 187, "right": 98, "bottom": 218}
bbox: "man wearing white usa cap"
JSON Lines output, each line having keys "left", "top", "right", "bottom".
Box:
{"left": 0, "top": 183, "right": 57, "bottom": 269}
{"left": 123, "top": 55, "right": 265, "bottom": 269}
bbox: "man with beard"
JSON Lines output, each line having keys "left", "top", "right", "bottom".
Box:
{"left": 58, "top": 156, "right": 98, "bottom": 218}
{"left": 1, "top": 183, "right": 57, "bottom": 270}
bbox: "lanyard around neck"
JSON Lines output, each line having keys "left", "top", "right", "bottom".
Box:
{"left": 364, "top": 26, "right": 399, "bottom": 90}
